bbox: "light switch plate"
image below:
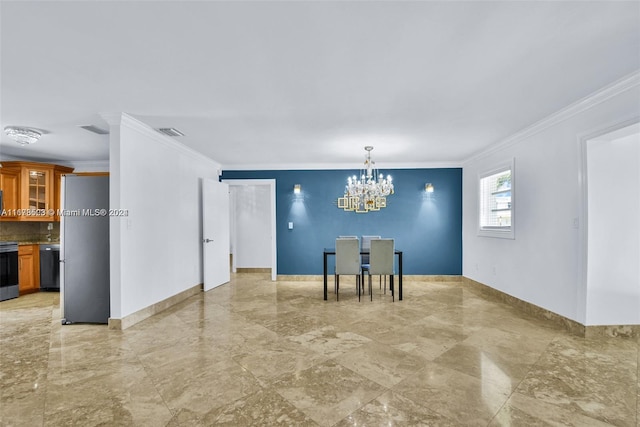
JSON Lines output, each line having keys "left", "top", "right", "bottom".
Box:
{"left": 288, "top": 222, "right": 293, "bottom": 230}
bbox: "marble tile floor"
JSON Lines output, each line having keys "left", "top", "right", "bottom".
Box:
{"left": 1, "top": 274, "right": 638, "bottom": 426}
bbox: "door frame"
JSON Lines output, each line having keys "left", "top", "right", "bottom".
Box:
{"left": 223, "top": 179, "right": 277, "bottom": 281}
{"left": 576, "top": 116, "right": 639, "bottom": 324}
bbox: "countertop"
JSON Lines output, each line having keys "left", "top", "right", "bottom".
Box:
{"left": 17, "top": 241, "right": 60, "bottom": 245}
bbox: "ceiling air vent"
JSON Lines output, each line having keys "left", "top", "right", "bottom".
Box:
{"left": 156, "top": 128, "right": 185, "bottom": 137}
{"left": 79, "top": 125, "right": 109, "bottom": 135}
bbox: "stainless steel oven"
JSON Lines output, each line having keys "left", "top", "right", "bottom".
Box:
{"left": 0, "top": 241, "right": 19, "bottom": 301}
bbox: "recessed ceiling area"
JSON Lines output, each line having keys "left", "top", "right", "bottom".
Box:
{"left": 1, "top": 1, "right": 638, "bottom": 169}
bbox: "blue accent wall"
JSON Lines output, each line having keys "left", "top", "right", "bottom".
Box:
{"left": 221, "top": 168, "right": 462, "bottom": 275}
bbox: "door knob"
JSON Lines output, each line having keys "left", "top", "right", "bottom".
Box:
{"left": 203, "top": 238, "right": 213, "bottom": 243}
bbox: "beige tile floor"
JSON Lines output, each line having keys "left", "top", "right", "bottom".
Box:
{"left": 1, "top": 274, "right": 638, "bottom": 426}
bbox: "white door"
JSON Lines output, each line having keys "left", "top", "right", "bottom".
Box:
{"left": 202, "top": 178, "right": 230, "bottom": 291}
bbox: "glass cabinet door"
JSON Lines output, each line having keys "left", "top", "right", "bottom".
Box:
{"left": 28, "top": 169, "right": 48, "bottom": 210}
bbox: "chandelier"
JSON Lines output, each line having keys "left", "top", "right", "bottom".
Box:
{"left": 337, "top": 146, "right": 394, "bottom": 213}
{"left": 4, "top": 126, "right": 42, "bottom": 145}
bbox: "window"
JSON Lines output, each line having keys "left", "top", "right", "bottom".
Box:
{"left": 478, "top": 159, "right": 514, "bottom": 239}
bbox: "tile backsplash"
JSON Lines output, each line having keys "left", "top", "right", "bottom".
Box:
{"left": 0, "top": 221, "right": 60, "bottom": 243}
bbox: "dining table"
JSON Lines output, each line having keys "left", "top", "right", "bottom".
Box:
{"left": 323, "top": 248, "right": 403, "bottom": 301}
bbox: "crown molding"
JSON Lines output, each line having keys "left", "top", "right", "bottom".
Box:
{"left": 0, "top": 153, "right": 108, "bottom": 169}
{"left": 463, "top": 70, "right": 640, "bottom": 165}
{"left": 99, "top": 112, "right": 124, "bottom": 127}
{"left": 0, "top": 153, "right": 23, "bottom": 162}
{"left": 222, "top": 161, "right": 462, "bottom": 171}
{"left": 67, "top": 160, "right": 110, "bottom": 172}
{"left": 100, "top": 112, "right": 222, "bottom": 169}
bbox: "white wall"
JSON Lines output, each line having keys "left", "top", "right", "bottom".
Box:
{"left": 586, "top": 131, "right": 640, "bottom": 325}
{"left": 67, "top": 160, "right": 109, "bottom": 173}
{"left": 463, "top": 73, "right": 640, "bottom": 325}
{"left": 105, "top": 113, "right": 221, "bottom": 319}
{"left": 230, "top": 184, "right": 272, "bottom": 269}
{"left": 0, "top": 157, "right": 109, "bottom": 173}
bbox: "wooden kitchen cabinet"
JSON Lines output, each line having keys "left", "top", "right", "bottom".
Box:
{"left": 0, "top": 161, "right": 74, "bottom": 221}
{"left": 0, "top": 168, "right": 20, "bottom": 218}
{"left": 18, "top": 244, "right": 40, "bottom": 295}
{"left": 24, "top": 166, "right": 50, "bottom": 212}
{"left": 54, "top": 169, "right": 65, "bottom": 222}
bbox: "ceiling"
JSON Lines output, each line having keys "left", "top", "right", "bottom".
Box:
{"left": 1, "top": 1, "right": 638, "bottom": 169}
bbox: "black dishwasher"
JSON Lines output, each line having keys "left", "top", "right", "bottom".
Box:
{"left": 40, "top": 244, "right": 60, "bottom": 291}
{"left": 0, "top": 242, "right": 19, "bottom": 301}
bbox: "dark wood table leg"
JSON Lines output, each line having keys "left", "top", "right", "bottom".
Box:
{"left": 398, "top": 251, "right": 403, "bottom": 301}
{"left": 323, "top": 252, "right": 328, "bottom": 301}
{"left": 390, "top": 274, "right": 394, "bottom": 302}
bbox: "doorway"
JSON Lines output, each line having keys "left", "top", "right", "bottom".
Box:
{"left": 580, "top": 120, "right": 640, "bottom": 325}
{"left": 224, "top": 179, "right": 277, "bottom": 281}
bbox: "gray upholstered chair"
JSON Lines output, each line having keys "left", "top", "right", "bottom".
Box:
{"left": 367, "top": 238, "right": 395, "bottom": 301}
{"left": 360, "top": 235, "right": 381, "bottom": 288}
{"left": 335, "top": 237, "right": 362, "bottom": 301}
{"left": 361, "top": 235, "right": 381, "bottom": 264}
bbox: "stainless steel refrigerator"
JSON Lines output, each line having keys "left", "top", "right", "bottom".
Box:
{"left": 60, "top": 175, "right": 110, "bottom": 324}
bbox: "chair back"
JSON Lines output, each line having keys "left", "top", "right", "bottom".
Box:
{"left": 361, "top": 235, "right": 381, "bottom": 264}
{"left": 361, "top": 235, "right": 381, "bottom": 250}
{"left": 335, "top": 238, "right": 361, "bottom": 275}
{"left": 369, "top": 239, "right": 394, "bottom": 275}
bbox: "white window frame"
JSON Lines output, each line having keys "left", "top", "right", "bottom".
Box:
{"left": 478, "top": 158, "right": 515, "bottom": 239}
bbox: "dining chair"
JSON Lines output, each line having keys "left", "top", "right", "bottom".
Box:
{"left": 361, "top": 235, "right": 381, "bottom": 263}
{"left": 360, "top": 235, "right": 381, "bottom": 289}
{"left": 338, "top": 236, "right": 363, "bottom": 293}
{"left": 335, "top": 237, "right": 362, "bottom": 301}
{"left": 366, "top": 238, "right": 395, "bottom": 301}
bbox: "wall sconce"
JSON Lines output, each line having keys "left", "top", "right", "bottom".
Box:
{"left": 294, "top": 184, "right": 301, "bottom": 194}
{"left": 425, "top": 183, "right": 434, "bottom": 193}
